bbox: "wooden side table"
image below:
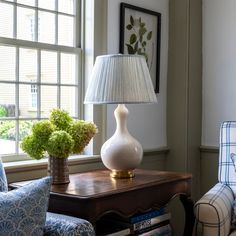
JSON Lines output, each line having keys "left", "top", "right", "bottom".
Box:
{"left": 9, "top": 169, "right": 195, "bottom": 236}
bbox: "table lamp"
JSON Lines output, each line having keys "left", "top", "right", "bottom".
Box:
{"left": 84, "top": 54, "right": 157, "bottom": 178}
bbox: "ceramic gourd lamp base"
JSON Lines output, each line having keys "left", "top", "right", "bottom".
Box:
{"left": 48, "top": 156, "right": 70, "bottom": 184}
{"left": 101, "top": 104, "right": 143, "bottom": 178}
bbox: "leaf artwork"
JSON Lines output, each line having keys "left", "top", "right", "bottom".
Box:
{"left": 130, "top": 34, "right": 137, "bottom": 44}
{"left": 125, "top": 15, "right": 154, "bottom": 70}
{"left": 130, "top": 15, "right": 134, "bottom": 25}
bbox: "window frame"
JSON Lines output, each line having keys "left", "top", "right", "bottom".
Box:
{"left": 0, "top": 0, "right": 82, "bottom": 161}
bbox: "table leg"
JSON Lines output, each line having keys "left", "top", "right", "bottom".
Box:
{"left": 180, "top": 194, "right": 195, "bottom": 236}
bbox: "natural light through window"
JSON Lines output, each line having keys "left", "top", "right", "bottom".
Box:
{"left": 0, "top": 0, "right": 81, "bottom": 157}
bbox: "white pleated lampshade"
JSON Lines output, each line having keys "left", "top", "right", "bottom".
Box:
{"left": 84, "top": 54, "right": 157, "bottom": 104}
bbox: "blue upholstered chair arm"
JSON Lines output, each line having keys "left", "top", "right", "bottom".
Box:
{"left": 194, "top": 183, "right": 234, "bottom": 236}
{"left": 44, "top": 212, "right": 95, "bottom": 236}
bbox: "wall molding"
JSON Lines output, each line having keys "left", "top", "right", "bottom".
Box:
{"left": 144, "top": 146, "right": 170, "bottom": 156}
{"left": 5, "top": 146, "right": 169, "bottom": 175}
{"left": 200, "top": 145, "right": 219, "bottom": 153}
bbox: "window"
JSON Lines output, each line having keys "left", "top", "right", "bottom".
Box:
{"left": 29, "top": 79, "right": 37, "bottom": 109}
{"left": 0, "top": 0, "right": 81, "bottom": 157}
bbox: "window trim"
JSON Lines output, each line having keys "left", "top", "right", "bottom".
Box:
{"left": 0, "top": 0, "right": 76, "bottom": 17}
{"left": 0, "top": 0, "right": 82, "bottom": 160}
{"left": 4, "top": 154, "right": 101, "bottom": 174}
{"left": 0, "top": 37, "right": 81, "bottom": 54}
{"left": 83, "top": 0, "right": 107, "bottom": 156}
{"left": 1, "top": 0, "right": 108, "bottom": 166}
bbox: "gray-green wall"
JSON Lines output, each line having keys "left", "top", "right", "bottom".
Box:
{"left": 167, "top": 0, "right": 202, "bottom": 235}
{"left": 167, "top": 0, "right": 202, "bottom": 201}
{"left": 200, "top": 147, "right": 218, "bottom": 195}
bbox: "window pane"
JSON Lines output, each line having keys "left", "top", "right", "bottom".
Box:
{"left": 0, "top": 105, "right": 8, "bottom": 118}
{"left": 38, "top": 11, "right": 55, "bottom": 44}
{"left": 19, "top": 48, "right": 37, "bottom": 82}
{"left": 58, "top": 0, "right": 74, "bottom": 14}
{"left": 18, "top": 120, "right": 35, "bottom": 153}
{"left": 19, "top": 84, "right": 38, "bottom": 118}
{"left": 17, "top": 0, "right": 35, "bottom": 6}
{"left": 41, "top": 51, "right": 57, "bottom": 83}
{"left": 0, "top": 46, "right": 16, "bottom": 82}
{"left": 38, "top": 0, "right": 55, "bottom": 10}
{"left": 61, "top": 53, "right": 76, "bottom": 84}
{"left": 0, "top": 120, "right": 16, "bottom": 154}
{"left": 17, "top": 7, "right": 36, "bottom": 41}
{"left": 61, "top": 86, "right": 76, "bottom": 117}
{"left": 19, "top": 120, "right": 34, "bottom": 141}
{"left": 0, "top": 84, "right": 15, "bottom": 118}
{"left": 41, "top": 86, "right": 57, "bottom": 117}
{"left": 58, "top": 15, "right": 74, "bottom": 47}
{"left": 0, "top": 3, "right": 13, "bottom": 38}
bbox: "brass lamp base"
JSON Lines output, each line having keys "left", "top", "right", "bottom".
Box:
{"left": 110, "top": 170, "right": 135, "bottom": 178}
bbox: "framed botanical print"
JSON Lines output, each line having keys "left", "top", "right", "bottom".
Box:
{"left": 120, "top": 3, "right": 161, "bottom": 93}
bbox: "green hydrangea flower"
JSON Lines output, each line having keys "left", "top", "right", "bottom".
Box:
{"left": 69, "top": 120, "right": 98, "bottom": 154}
{"left": 21, "top": 108, "right": 98, "bottom": 160}
{"left": 47, "top": 131, "right": 74, "bottom": 158}
{"left": 49, "top": 108, "right": 73, "bottom": 131}
{"left": 21, "top": 135, "right": 45, "bottom": 160}
{"left": 32, "top": 120, "right": 55, "bottom": 145}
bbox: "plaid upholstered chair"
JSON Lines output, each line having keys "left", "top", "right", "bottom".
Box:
{"left": 195, "top": 121, "right": 236, "bottom": 236}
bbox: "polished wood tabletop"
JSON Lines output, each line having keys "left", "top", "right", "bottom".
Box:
{"left": 9, "top": 169, "right": 194, "bottom": 236}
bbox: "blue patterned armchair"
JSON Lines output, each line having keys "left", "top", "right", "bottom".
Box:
{"left": 0, "top": 159, "right": 95, "bottom": 236}
{"left": 194, "top": 121, "right": 236, "bottom": 236}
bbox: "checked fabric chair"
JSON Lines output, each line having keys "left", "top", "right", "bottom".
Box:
{"left": 195, "top": 121, "right": 236, "bottom": 236}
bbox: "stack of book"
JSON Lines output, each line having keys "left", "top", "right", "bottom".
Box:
{"left": 96, "top": 207, "right": 171, "bottom": 236}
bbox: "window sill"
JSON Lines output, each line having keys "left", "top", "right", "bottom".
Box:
{"left": 4, "top": 155, "right": 101, "bottom": 174}
{"left": 4, "top": 147, "right": 169, "bottom": 174}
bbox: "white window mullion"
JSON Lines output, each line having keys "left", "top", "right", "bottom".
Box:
{"left": 0, "top": 0, "right": 75, "bottom": 17}
{"left": 15, "top": 46, "right": 19, "bottom": 153}
{"left": 55, "top": 0, "right": 58, "bottom": 45}
{"left": 37, "top": 49, "right": 41, "bottom": 118}
{"left": 75, "top": 0, "right": 81, "bottom": 48}
{"left": 0, "top": 37, "right": 81, "bottom": 54}
{"left": 75, "top": 56, "right": 80, "bottom": 117}
{"left": 77, "top": 0, "right": 82, "bottom": 117}
{"left": 13, "top": 0, "right": 17, "bottom": 38}
{"left": 15, "top": 120, "right": 19, "bottom": 154}
{"left": 57, "top": 52, "right": 60, "bottom": 108}
{"left": 35, "top": 0, "right": 38, "bottom": 42}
